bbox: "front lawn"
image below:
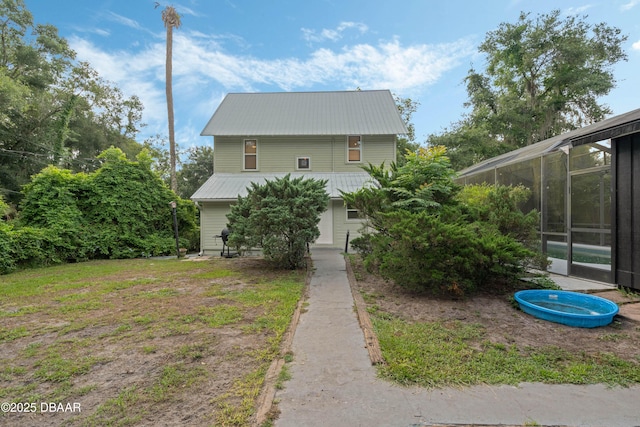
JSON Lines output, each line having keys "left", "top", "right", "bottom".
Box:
{"left": 0, "top": 257, "right": 305, "bottom": 426}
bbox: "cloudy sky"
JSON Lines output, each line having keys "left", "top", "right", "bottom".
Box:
{"left": 26, "top": 0, "right": 640, "bottom": 149}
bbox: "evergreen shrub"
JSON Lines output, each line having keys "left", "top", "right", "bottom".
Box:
{"left": 343, "top": 147, "right": 545, "bottom": 296}
{"left": 227, "top": 174, "right": 329, "bottom": 269}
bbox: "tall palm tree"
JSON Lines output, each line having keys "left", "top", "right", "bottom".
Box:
{"left": 157, "top": 3, "right": 181, "bottom": 193}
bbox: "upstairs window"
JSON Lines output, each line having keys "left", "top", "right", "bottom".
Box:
{"left": 244, "top": 139, "right": 257, "bottom": 170}
{"left": 297, "top": 156, "right": 311, "bottom": 170}
{"left": 347, "top": 136, "right": 362, "bottom": 162}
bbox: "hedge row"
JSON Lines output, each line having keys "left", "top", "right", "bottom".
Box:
{"left": 0, "top": 147, "right": 198, "bottom": 274}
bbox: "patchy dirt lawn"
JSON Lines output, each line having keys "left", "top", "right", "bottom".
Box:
{"left": 0, "top": 257, "right": 305, "bottom": 427}
{"left": 349, "top": 257, "right": 640, "bottom": 365}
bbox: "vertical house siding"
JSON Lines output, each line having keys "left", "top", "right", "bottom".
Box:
{"left": 614, "top": 133, "right": 640, "bottom": 290}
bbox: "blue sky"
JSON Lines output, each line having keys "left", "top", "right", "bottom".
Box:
{"left": 26, "top": 0, "right": 640, "bottom": 150}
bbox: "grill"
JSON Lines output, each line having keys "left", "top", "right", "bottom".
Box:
{"left": 215, "top": 228, "right": 236, "bottom": 258}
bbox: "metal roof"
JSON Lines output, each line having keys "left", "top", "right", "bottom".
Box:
{"left": 191, "top": 172, "right": 374, "bottom": 201}
{"left": 457, "top": 107, "right": 640, "bottom": 177}
{"left": 200, "top": 90, "right": 408, "bottom": 136}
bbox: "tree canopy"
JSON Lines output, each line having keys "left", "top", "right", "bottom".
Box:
{"left": 394, "top": 95, "right": 420, "bottom": 165}
{"left": 429, "top": 10, "right": 628, "bottom": 170}
{"left": 0, "top": 0, "right": 145, "bottom": 203}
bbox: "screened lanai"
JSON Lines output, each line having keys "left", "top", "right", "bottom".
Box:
{"left": 456, "top": 108, "right": 640, "bottom": 290}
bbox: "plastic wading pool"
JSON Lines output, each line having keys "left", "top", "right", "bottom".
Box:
{"left": 514, "top": 290, "right": 619, "bottom": 328}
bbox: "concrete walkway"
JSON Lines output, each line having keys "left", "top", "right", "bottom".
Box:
{"left": 274, "top": 249, "right": 640, "bottom": 427}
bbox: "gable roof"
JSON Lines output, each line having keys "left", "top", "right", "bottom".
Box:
{"left": 191, "top": 172, "right": 373, "bottom": 202}
{"left": 200, "top": 90, "right": 408, "bottom": 136}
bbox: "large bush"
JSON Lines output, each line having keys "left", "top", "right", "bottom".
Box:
{"left": 227, "top": 174, "right": 329, "bottom": 269}
{"left": 1, "top": 198, "right": 60, "bottom": 273}
{"left": 19, "top": 166, "right": 90, "bottom": 261}
{"left": 76, "top": 148, "right": 197, "bottom": 259}
{"left": 1, "top": 147, "right": 198, "bottom": 273}
{"left": 343, "top": 146, "right": 545, "bottom": 296}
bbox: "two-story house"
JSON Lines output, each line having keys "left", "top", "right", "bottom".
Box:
{"left": 191, "top": 89, "right": 408, "bottom": 254}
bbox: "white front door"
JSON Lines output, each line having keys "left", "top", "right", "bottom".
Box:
{"left": 316, "top": 204, "right": 333, "bottom": 244}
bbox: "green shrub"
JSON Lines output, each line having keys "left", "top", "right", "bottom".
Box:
{"left": 457, "top": 183, "right": 547, "bottom": 269}
{"left": 0, "top": 222, "right": 16, "bottom": 274}
{"left": 343, "top": 147, "right": 545, "bottom": 296}
{"left": 366, "top": 210, "right": 536, "bottom": 295}
{"left": 457, "top": 183, "right": 538, "bottom": 242}
{"left": 1, "top": 147, "right": 199, "bottom": 273}
{"left": 9, "top": 226, "right": 61, "bottom": 267}
{"left": 227, "top": 174, "right": 329, "bottom": 269}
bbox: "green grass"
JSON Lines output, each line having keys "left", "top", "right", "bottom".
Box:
{"left": 149, "top": 363, "right": 208, "bottom": 402}
{"left": 193, "top": 304, "right": 243, "bottom": 327}
{"left": 373, "top": 316, "right": 640, "bottom": 388}
{"left": 214, "top": 367, "right": 268, "bottom": 426}
{"left": 0, "top": 326, "right": 29, "bottom": 342}
{"left": 275, "top": 364, "right": 292, "bottom": 390}
{"left": 0, "top": 257, "right": 306, "bottom": 426}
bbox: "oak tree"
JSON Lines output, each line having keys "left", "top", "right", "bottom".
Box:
{"left": 430, "top": 10, "right": 627, "bottom": 170}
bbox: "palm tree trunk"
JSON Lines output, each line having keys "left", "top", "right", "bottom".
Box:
{"left": 166, "top": 25, "right": 177, "bottom": 193}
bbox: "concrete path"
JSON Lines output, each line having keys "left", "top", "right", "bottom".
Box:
{"left": 274, "top": 249, "right": 640, "bottom": 427}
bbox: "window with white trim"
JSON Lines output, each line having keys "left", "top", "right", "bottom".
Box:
{"left": 346, "top": 204, "right": 362, "bottom": 220}
{"left": 296, "top": 156, "right": 311, "bottom": 170}
{"left": 244, "top": 139, "right": 257, "bottom": 170}
{"left": 347, "top": 135, "right": 362, "bottom": 162}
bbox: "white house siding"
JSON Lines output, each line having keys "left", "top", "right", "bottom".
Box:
{"left": 199, "top": 202, "right": 233, "bottom": 254}
{"left": 333, "top": 134, "right": 397, "bottom": 172}
{"left": 331, "top": 199, "right": 366, "bottom": 249}
{"left": 213, "top": 135, "right": 397, "bottom": 173}
{"left": 198, "top": 199, "right": 366, "bottom": 254}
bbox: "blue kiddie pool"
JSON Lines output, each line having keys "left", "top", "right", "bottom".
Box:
{"left": 514, "top": 290, "right": 619, "bottom": 328}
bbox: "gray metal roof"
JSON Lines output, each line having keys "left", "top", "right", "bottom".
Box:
{"left": 201, "top": 90, "right": 408, "bottom": 136}
{"left": 191, "top": 172, "right": 374, "bottom": 201}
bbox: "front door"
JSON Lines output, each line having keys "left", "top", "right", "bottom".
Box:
{"left": 316, "top": 204, "right": 333, "bottom": 245}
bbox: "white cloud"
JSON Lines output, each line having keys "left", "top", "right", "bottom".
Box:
{"left": 170, "top": 32, "right": 474, "bottom": 92}
{"left": 107, "top": 12, "right": 143, "bottom": 30}
{"left": 564, "top": 5, "right": 594, "bottom": 15}
{"left": 152, "top": 3, "right": 202, "bottom": 20}
{"left": 301, "top": 21, "right": 369, "bottom": 43}
{"left": 632, "top": 40, "right": 640, "bottom": 50}
{"left": 621, "top": 0, "right": 639, "bottom": 11}
{"left": 71, "top": 26, "right": 111, "bottom": 37}
{"left": 174, "top": 4, "right": 201, "bottom": 17}
{"left": 69, "top": 31, "right": 474, "bottom": 141}
{"left": 69, "top": 36, "right": 167, "bottom": 132}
